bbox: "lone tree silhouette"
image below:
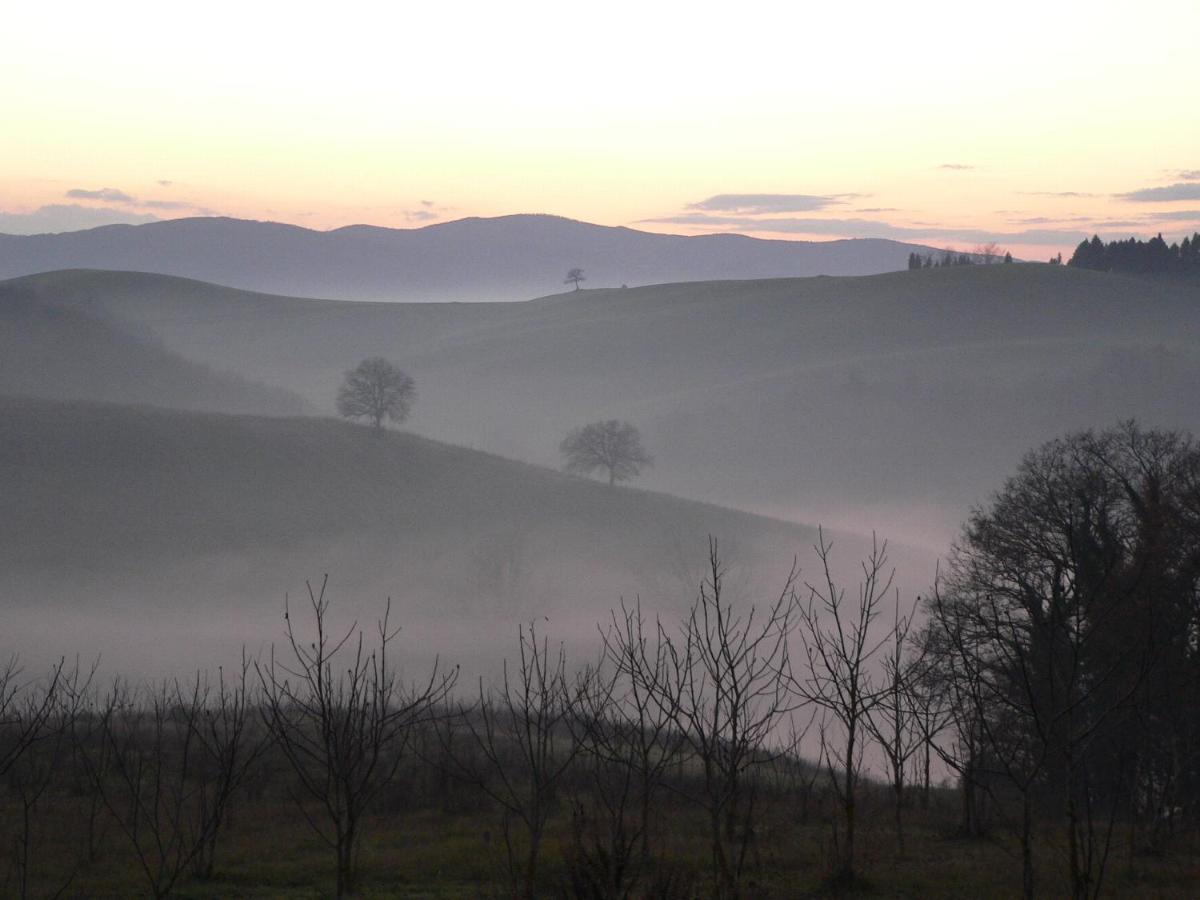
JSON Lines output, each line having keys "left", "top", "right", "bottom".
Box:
{"left": 560, "top": 419, "right": 650, "bottom": 486}
{"left": 336, "top": 357, "right": 415, "bottom": 430}
{"left": 565, "top": 267, "right": 586, "bottom": 291}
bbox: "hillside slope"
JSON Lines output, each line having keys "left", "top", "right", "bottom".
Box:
{"left": 0, "top": 280, "right": 304, "bottom": 414}
{"left": 7, "top": 265, "right": 1198, "bottom": 545}
{"left": 3, "top": 396, "right": 902, "bottom": 674}
{"left": 0, "top": 395, "right": 805, "bottom": 568}
{"left": 0, "top": 214, "right": 955, "bottom": 301}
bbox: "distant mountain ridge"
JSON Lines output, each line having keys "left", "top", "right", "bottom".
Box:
{"left": 0, "top": 213, "right": 956, "bottom": 301}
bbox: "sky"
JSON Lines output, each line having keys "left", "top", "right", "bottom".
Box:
{"left": 3, "top": 0, "right": 1198, "bottom": 259}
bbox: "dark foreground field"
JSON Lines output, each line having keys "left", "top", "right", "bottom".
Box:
{"left": 5, "top": 764, "right": 1198, "bottom": 898}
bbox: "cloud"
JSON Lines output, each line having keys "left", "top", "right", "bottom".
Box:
{"left": 65, "top": 187, "right": 135, "bottom": 204}
{"left": 1019, "top": 191, "right": 1098, "bottom": 198}
{"left": 140, "top": 199, "right": 214, "bottom": 214}
{"left": 1009, "top": 215, "right": 1094, "bottom": 226}
{"left": 0, "top": 204, "right": 159, "bottom": 235}
{"left": 1178, "top": 170, "right": 1200, "bottom": 182}
{"left": 853, "top": 207, "right": 900, "bottom": 213}
{"left": 1148, "top": 210, "right": 1200, "bottom": 222}
{"left": 1116, "top": 183, "right": 1200, "bottom": 202}
{"left": 157, "top": 179, "right": 174, "bottom": 187}
{"left": 686, "top": 193, "right": 862, "bottom": 214}
{"left": 639, "top": 212, "right": 1090, "bottom": 246}
{"left": 937, "top": 163, "right": 974, "bottom": 171}
{"left": 403, "top": 199, "right": 453, "bottom": 223}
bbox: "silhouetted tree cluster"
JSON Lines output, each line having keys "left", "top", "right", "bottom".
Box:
{"left": 923, "top": 422, "right": 1200, "bottom": 898}
{"left": 907, "top": 249, "right": 980, "bottom": 270}
{"left": 1068, "top": 232, "right": 1200, "bottom": 277}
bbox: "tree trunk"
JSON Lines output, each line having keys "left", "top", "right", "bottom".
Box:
{"left": 1021, "top": 790, "right": 1035, "bottom": 900}
{"left": 922, "top": 741, "right": 931, "bottom": 810}
{"left": 843, "top": 722, "right": 857, "bottom": 881}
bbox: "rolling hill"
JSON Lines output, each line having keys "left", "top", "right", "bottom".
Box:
{"left": 6, "top": 264, "right": 1198, "bottom": 548}
{"left": 0, "top": 281, "right": 304, "bottom": 414}
{"left": 0, "top": 214, "right": 959, "bottom": 301}
{"left": 2, "top": 396, "right": 902, "bottom": 678}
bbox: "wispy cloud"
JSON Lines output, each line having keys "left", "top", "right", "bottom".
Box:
{"left": 141, "top": 199, "right": 215, "bottom": 214}
{"left": 1008, "top": 215, "right": 1094, "bottom": 226}
{"left": 65, "top": 187, "right": 135, "bottom": 203}
{"left": 0, "top": 204, "right": 159, "bottom": 235}
{"left": 640, "top": 212, "right": 1090, "bottom": 245}
{"left": 1177, "top": 170, "right": 1200, "bottom": 182}
{"left": 62, "top": 185, "right": 214, "bottom": 217}
{"left": 404, "top": 199, "right": 452, "bottom": 223}
{"left": 1149, "top": 209, "right": 1200, "bottom": 222}
{"left": 1019, "top": 190, "right": 1098, "bottom": 198}
{"left": 1116, "top": 183, "right": 1200, "bottom": 202}
{"left": 937, "top": 163, "right": 974, "bottom": 171}
{"left": 686, "top": 193, "right": 862, "bottom": 214}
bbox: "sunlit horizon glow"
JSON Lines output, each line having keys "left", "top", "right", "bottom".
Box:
{"left": 3, "top": 0, "right": 1198, "bottom": 260}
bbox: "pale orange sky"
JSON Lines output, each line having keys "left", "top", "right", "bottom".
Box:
{"left": 3, "top": 0, "right": 1198, "bottom": 259}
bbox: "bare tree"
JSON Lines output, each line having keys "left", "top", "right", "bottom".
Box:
{"left": 864, "top": 596, "right": 924, "bottom": 856}
{"left": 561, "top": 420, "right": 652, "bottom": 486}
{"left": 335, "top": 356, "right": 416, "bottom": 430}
{"left": 0, "top": 656, "right": 64, "bottom": 779}
{"left": 185, "top": 657, "right": 272, "bottom": 880}
{"left": 257, "top": 577, "right": 457, "bottom": 897}
{"left": 442, "top": 622, "right": 585, "bottom": 899}
{"left": 2, "top": 659, "right": 88, "bottom": 899}
{"left": 660, "top": 539, "right": 804, "bottom": 898}
{"left": 565, "top": 267, "right": 586, "bottom": 290}
{"left": 974, "top": 241, "right": 1003, "bottom": 264}
{"left": 906, "top": 622, "right": 954, "bottom": 812}
{"left": 795, "top": 530, "right": 894, "bottom": 886}
{"left": 565, "top": 600, "right": 685, "bottom": 896}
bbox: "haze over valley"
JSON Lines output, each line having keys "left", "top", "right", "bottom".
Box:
{"left": 4, "top": 2, "right": 1200, "bottom": 893}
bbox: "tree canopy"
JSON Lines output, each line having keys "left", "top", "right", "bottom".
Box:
{"left": 560, "top": 420, "right": 651, "bottom": 486}
{"left": 1068, "top": 232, "right": 1200, "bottom": 277}
{"left": 335, "top": 357, "right": 415, "bottom": 430}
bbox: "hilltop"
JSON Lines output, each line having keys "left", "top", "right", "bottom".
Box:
{"left": 0, "top": 214, "right": 958, "bottom": 301}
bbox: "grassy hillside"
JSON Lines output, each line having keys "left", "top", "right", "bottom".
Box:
{"left": 0, "top": 279, "right": 304, "bottom": 415}
{"left": 8, "top": 265, "right": 1198, "bottom": 547}
{"left": 5, "top": 395, "right": 927, "bottom": 677}
{"left": 0, "top": 395, "right": 808, "bottom": 571}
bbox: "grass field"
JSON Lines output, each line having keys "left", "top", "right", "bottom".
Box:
{"left": 5, "top": 750, "right": 1198, "bottom": 898}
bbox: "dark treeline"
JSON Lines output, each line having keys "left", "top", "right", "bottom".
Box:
{"left": 2, "top": 424, "right": 1199, "bottom": 898}
{"left": 908, "top": 245, "right": 1013, "bottom": 270}
{"left": 923, "top": 422, "right": 1200, "bottom": 899}
{"left": 1068, "top": 232, "right": 1200, "bottom": 277}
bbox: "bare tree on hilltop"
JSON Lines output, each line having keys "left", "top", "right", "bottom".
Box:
{"left": 336, "top": 357, "right": 415, "bottom": 431}
{"left": 560, "top": 420, "right": 651, "bottom": 486}
{"left": 565, "top": 268, "right": 586, "bottom": 291}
